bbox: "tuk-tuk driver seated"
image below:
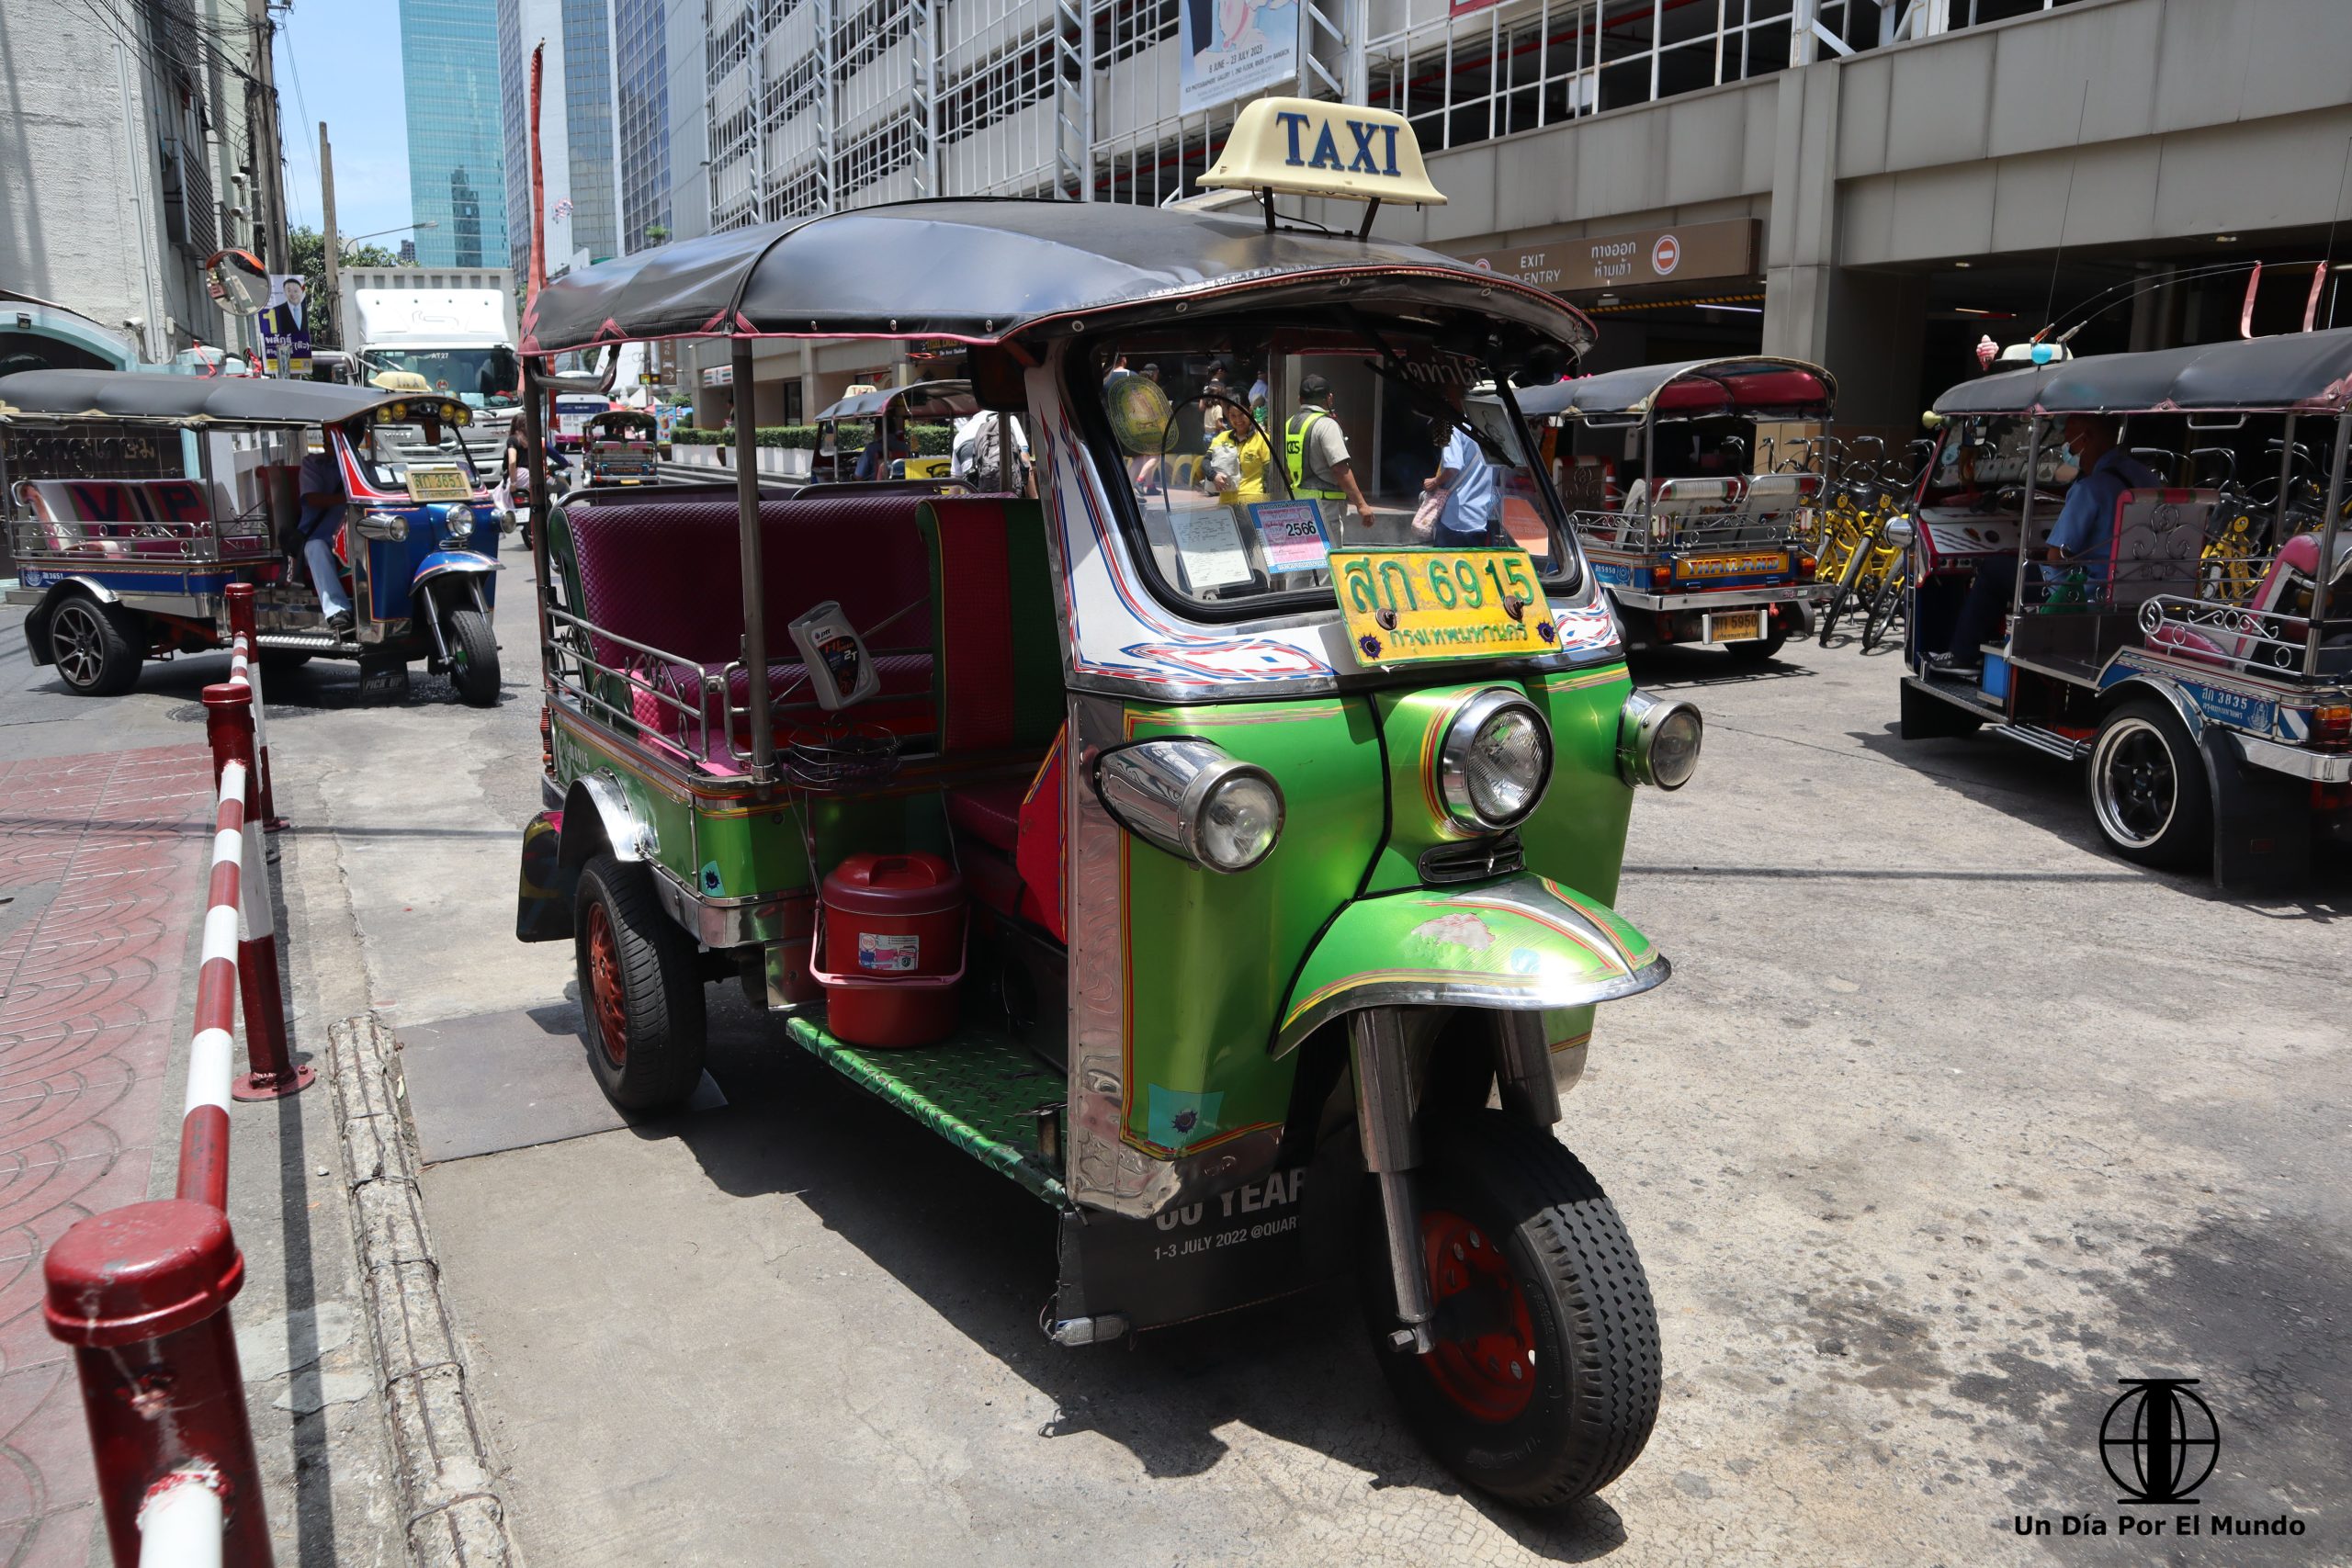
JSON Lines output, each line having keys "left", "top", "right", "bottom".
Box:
{"left": 1284, "top": 374, "right": 1373, "bottom": 531}
{"left": 297, "top": 435, "right": 355, "bottom": 635}
{"left": 1928, "top": 413, "right": 2158, "bottom": 677}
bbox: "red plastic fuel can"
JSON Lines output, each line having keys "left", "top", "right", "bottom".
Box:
{"left": 819, "top": 852, "right": 967, "bottom": 1047}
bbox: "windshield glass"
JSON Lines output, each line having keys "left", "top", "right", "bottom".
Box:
{"left": 367, "top": 347, "right": 520, "bottom": 409}
{"left": 1921, "top": 416, "right": 2070, "bottom": 508}
{"left": 348, "top": 419, "right": 482, "bottom": 496}
{"left": 1091, "top": 326, "right": 1572, "bottom": 611}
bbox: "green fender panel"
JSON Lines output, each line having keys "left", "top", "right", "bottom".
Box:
{"left": 1272, "top": 874, "right": 1667, "bottom": 1056}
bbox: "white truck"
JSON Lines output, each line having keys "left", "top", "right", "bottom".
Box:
{"left": 337, "top": 266, "right": 522, "bottom": 469}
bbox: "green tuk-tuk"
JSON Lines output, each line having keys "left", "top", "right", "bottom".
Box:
{"left": 511, "top": 97, "right": 1702, "bottom": 1508}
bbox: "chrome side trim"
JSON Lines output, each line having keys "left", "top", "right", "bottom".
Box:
{"left": 648, "top": 861, "right": 804, "bottom": 949}
{"left": 2237, "top": 733, "right": 2352, "bottom": 783}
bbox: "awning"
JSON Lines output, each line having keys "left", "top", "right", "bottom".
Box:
{"left": 1515, "top": 356, "right": 1836, "bottom": 421}
{"left": 1932, "top": 328, "right": 2352, "bottom": 416}
{"left": 0, "top": 369, "right": 439, "bottom": 428}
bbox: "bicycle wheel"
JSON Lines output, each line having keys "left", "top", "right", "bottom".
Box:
{"left": 1860, "top": 567, "right": 1907, "bottom": 652}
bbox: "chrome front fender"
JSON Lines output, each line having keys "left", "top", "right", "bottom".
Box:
{"left": 1272, "top": 874, "right": 1668, "bottom": 1058}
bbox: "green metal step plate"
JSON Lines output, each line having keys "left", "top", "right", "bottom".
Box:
{"left": 783, "top": 1015, "right": 1069, "bottom": 1206}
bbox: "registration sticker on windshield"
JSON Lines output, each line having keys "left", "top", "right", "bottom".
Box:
{"left": 405, "top": 465, "right": 472, "bottom": 503}
{"left": 1250, "top": 501, "right": 1331, "bottom": 572}
{"left": 1332, "top": 548, "right": 1555, "bottom": 665}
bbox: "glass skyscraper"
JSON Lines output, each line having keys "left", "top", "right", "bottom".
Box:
{"left": 611, "top": 0, "right": 672, "bottom": 254}
{"left": 496, "top": 0, "right": 617, "bottom": 276}
{"left": 401, "top": 0, "right": 508, "bottom": 268}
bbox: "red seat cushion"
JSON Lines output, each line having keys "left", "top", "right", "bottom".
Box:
{"left": 946, "top": 781, "right": 1024, "bottom": 854}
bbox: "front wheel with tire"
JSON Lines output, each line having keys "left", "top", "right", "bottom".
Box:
{"left": 2087, "top": 700, "right": 2211, "bottom": 869}
{"left": 45, "top": 595, "right": 144, "bottom": 695}
{"left": 575, "top": 853, "right": 707, "bottom": 1111}
{"left": 1367, "top": 1110, "right": 1660, "bottom": 1508}
{"left": 1859, "top": 570, "right": 1906, "bottom": 652}
{"left": 445, "top": 606, "right": 501, "bottom": 706}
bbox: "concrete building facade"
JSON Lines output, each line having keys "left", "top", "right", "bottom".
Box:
{"left": 604, "top": 0, "right": 2352, "bottom": 432}
{"left": 0, "top": 0, "right": 292, "bottom": 369}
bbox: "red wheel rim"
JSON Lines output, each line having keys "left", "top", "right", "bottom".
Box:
{"left": 1419, "top": 1207, "right": 1537, "bottom": 1423}
{"left": 586, "top": 902, "right": 628, "bottom": 1066}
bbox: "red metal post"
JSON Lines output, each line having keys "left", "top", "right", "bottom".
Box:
{"left": 200, "top": 683, "right": 311, "bottom": 1102}
{"left": 221, "top": 585, "right": 288, "bottom": 832}
{"left": 44, "top": 1201, "right": 273, "bottom": 1566}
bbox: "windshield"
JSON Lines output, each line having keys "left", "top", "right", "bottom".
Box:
{"left": 367, "top": 346, "right": 520, "bottom": 409}
{"left": 1921, "top": 416, "right": 2071, "bottom": 508}
{"left": 349, "top": 419, "right": 482, "bottom": 496}
{"left": 1090, "top": 326, "right": 1573, "bottom": 612}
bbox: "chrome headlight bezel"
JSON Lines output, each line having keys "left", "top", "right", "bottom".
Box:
{"left": 1092, "top": 738, "right": 1285, "bottom": 874}
{"left": 1618, "top": 689, "right": 1703, "bottom": 789}
{"left": 440, "top": 504, "right": 479, "bottom": 544}
{"left": 1438, "top": 688, "right": 1555, "bottom": 831}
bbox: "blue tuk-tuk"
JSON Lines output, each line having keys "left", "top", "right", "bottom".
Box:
{"left": 0, "top": 370, "right": 503, "bottom": 704}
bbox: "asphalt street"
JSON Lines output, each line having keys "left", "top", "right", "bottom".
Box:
{"left": 7, "top": 547, "right": 2346, "bottom": 1567}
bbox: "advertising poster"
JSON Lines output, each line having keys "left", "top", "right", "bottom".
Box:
{"left": 1179, "top": 0, "right": 1300, "bottom": 116}
{"left": 254, "top": 273, "right": 313, "bottom": 378}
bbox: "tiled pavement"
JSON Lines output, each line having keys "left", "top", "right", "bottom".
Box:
{"left": 0, "top": 746, "right": 215, "bottom": 1568}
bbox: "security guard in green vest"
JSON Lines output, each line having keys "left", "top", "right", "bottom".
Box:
{"left": 1283, "top": 373, "right": 1373, "bottom": 525}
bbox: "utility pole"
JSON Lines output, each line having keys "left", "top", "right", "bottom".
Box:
{"left": 320, "top": 123, "right": 340, "bottom": 347}
{"left": 248, "top": 0, "right": 291, "bottom": 272}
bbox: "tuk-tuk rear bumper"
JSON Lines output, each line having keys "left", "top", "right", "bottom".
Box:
{"left": 1611, "top": 582, "right": 1829, "bottom": 612}
{"left": 1272, "top": 874, "right": 1667, "bottom": 1058}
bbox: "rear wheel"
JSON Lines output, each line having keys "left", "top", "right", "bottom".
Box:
{"left": 2087, "top": 700, "right": 2211, "bottom": 869}
{"left": 1367, "top": 1110, "right": 1660, "bottom": 1508}
{"left": 258, "top": 648, "right": 313, "bottom": 672}
{"left": 1860, "top": 570, "right": 1906, "bottom": 652}
{"left": 574, "top": 853, "right": 707, "bottom": 1110}
{"left": 1724, "top": 624, "right": 1788, "bottom": 664}
{"left": 47, "top": 595, "right": 143, "bottom": 696}
{"left": 446, "top": 606, "right": 501, "bottom": 706}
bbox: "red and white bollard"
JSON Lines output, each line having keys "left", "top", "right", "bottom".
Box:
{"left": 221, "top": 585, "right": 288, "bottom": 833}
{"left": 44, "top": 1201, "right": 273, "bottom": 1567}
{"left": 201, "top": 683, "right": 311, "bottom": 1103}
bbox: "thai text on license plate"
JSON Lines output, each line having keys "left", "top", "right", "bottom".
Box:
{"left": 406, "top": 466, "right": 471, "bottom": 502}
{"left": 1331, "top": 548, "right": 1555, "bottom": 665}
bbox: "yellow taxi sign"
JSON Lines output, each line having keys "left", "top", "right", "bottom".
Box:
{"left": 1200, "top": 97, "right": 1446, "bottom": 209}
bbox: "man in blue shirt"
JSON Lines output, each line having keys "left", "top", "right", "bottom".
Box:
{"left": 1422, "top": 384, "right": 1500, "bottom": 546}
{"left": 1929, "top": 414, "right": 2160, "bottom": 675}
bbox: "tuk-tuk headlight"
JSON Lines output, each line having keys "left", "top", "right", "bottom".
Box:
{"left": 1618, "top": 690, "right": 1702, "bottom": 789}
{"left": 1093, "top": 739, "right": 1284, "bottom": 874}
{"left": 441, "top": 505, "right": 477, "bottom": 544}
{"left": 1438, "top": 690, "right": 1554, "bottom": 830}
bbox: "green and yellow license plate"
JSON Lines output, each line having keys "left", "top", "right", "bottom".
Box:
{"left": 1676, "top": 549, "right": 1788, "bottom": 580}
{"left": 1332, "top": 548, "right": 1555, "bottom": 665}
{"left": 405, "top": 465, "right": 472, "bottom": 502}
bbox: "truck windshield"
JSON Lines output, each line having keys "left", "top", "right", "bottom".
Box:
{"left": 368, "top": 347, "right": 520, "bottom": 409}
{"left": 1090, "top": 326, "right": 1573, "bottom": 614}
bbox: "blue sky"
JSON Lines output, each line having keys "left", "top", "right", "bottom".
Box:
{"left": 273, "top": 1, "right": 415, "bottom": 245}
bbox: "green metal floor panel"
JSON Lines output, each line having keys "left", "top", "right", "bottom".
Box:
{"left": 783, "top": 1015, "right": 1070, "bottom": 1206}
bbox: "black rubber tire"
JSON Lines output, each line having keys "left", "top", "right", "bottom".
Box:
{"left": 46, "top": 594, "right": 144, "bottom": 696}
{"left": 1859, "top": 571, "right": 1906, "bottom": 652}
{"left": 574, "top": 853, "right": 707, "bottom": 1111}
{"left": 1366, "top": 1109, "right": 1660, "bottom": 1509}
{"left": 2086, "top": 700, "right": 2211, "bottom": 870}
{"left": 1724, "top": 625, "right": 1788, "bottom": 663}
{"left": 258, "top": 648, "right": 313, "bottom": 672}
{"left": 1816, "top": 579, "right": 1858, "bottom": 646}
{"left": 445, "top": 606, "right": 502, "bottom": 707}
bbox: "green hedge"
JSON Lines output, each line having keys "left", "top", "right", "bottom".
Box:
{"left": 673, "top": 422, "right": 954, "bottom": 455}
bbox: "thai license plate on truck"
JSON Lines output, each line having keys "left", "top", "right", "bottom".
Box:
{"left": 1702, "top": 609, "right": 1763, "bottom": 644}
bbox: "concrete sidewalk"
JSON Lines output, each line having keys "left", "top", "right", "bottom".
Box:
{"left": 0, "top": 728, "right": 400, "bottom": 1565}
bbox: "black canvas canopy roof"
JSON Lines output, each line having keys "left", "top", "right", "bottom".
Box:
{"left": 519, "top": 198, "right": 1595, "bottom": 358}
{"left": 0, "top": 369, "right": 426, "bottom": 428}
{"left": 814, "top": 381, "right": 977, "bottom": 423}
{"left": 1933, "top": 328, "right": 2352, "bottom": 416}
{"left": 1515, "top": 356, "right": 1837, "bottom": 421}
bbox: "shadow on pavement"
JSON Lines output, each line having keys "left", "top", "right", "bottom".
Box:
{"left": 587, "top": 981, "right": 1638, "bottom": 1563}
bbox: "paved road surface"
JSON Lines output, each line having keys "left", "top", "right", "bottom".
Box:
{"left": 22, "top": 541, "right": 2344, "bottom": 1565}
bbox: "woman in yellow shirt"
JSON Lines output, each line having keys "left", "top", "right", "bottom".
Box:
{"left": 1203, "top": 403, "right": 1274, "bottom": 505}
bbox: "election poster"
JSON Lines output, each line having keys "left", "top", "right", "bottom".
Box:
{"left": 1179, "top": 0, "right": 1301, "bottom": 115}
